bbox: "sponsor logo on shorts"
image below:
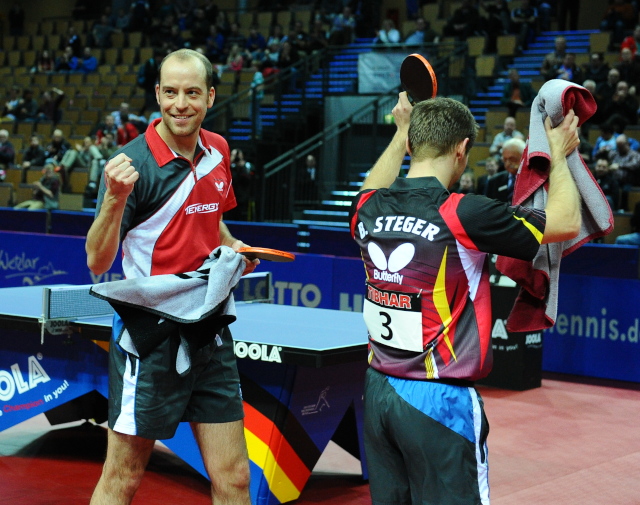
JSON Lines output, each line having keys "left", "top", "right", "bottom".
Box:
{"left": 234, "top": 342, "right": 282, "bottom": 363}
{"left": 185, "top": 203, "right": 219, "bottom": 215}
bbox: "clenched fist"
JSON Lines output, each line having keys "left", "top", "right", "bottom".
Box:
{"left": 104, "top": 153, "right": 139, "bottom": 197}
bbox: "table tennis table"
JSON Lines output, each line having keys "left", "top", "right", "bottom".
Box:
{"left": 0, "top": 281, "right": 369, "bottom": 505}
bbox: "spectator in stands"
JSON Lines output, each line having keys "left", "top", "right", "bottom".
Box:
{"left": 2, "top": 86, "right": 21, "bottom": 121}
{"left": 374, "top": 19, "right": 401, "bottom": 44}
{"left": 205, "top": 25, "right": 226, "bottom": 63}
{"left": 615, "top": 48, "right": 640, "bottom": 93}
{"left": 35, "top": 50, "right": 56, "bottom": 74}
{"left": 296, "top": 153, "right": 318, "bottom": 201}
{"left": 191, "top": 8, "right": 210, "bottom": 46}
{"left": 225, "top": 23, "right": 248, "bottom": 58}
{"left": 36, "top": 87, "right": 65, "bottom": 124}
{"left": 158, "top": 0, "right": 178, "bottom": 21}
{"left": 615, "top": 202, "right": 640, "bottom": 245}
{"left": 55, "top": 46, "right": 79, "bottom": 72}
{"left": 215, "top": 10, "right": 230, "bottom": 38}
{"left": 117, "top": 114, "right": 140, "bottom": 146}
{"left": 246, "top": 25, "right": 268, "bottom": 61}
{"left": 596, "top": 68, "right": 621, "bottom": 108}
{"left": 94, "top": 114, "right": 118, "bottom": 142}
{"left": 455, "top": 171, "right": 476, "bottom": 194}
{"left": 592, "top": 123, "right": 619, "bottom": 160}
{"left": 14, "top": 163, "right": 60, "bottom": 211}
{"left": 7, "top": 3, "right": 24, "bottom": 36}
{"left": 0, "top": 130, "right": 15, "bottom": 172}
{"left": 63, "top": 136, "right": 105, "bottom": 186}
{"left": 620, "top": 24, "right": 640, "bottom": 58}
{"left": 277, "top": 40, "right": 301, "bottom": 91}
{"left": 405, "top": 17, "right": 438, "bottom": 45}
{"left": 129, "top": 0, "right": 150, "bottom": 32}
{"left": 15, "top": 89, "right": 39, "bottom": 122}
{"left": 111, "top": 102, "right": 146, "bottom": 131}
{"left": 510, "top": 0, "right": 538, "bottom": 52}
{"left": 45, "top": 128, "right": 71, "bottom": 167}
{"left": 225, "top": 43, "right": 245, "bottom": 73}
{"left": 308, "top": 19, "right": 329, "bottom": 52}
{"left": 594, "top": 158, "right": 620, "bottom": 210}
{"left": 601, "top": 80, "right": 639, "bottom": 132}
{"left": 290, "top": 20, "right": 310, "bottom": 54}
{"left": 488, "top": 137, "right": 525, "bottom": 203}
{"left": 97, "top": 133, "right": 117, "bottom": 160}
{"left": 79, "top": 47, "right": 98, "bottom": 74}
{"left": 443, "top": 0, "right": 481, "bottom": 41}
{"left": 63, "top": 26, "right": 83, "bottom": 57}
{"left": 552, "top": 53, "right": 584, "bottom": 84}
{"left": 114, "top": 8, "right": 130, "bottom": 31}
{"left": 600, "top": 0, "right": 636, "bottom": 44}
{"left": 481, "top": 0, "right": 510, "bottom": 52}
{"left": 329, "top": 5, "right": 357, "bottom": 45}
{"left": 228, "top": 148, "right": 256, "bottom": 220}
{"left": 249, "top": 61, "right": 265, "bottom": 139}
{"left": 609, "top": 133, "right": 640, "bottom": 187}
{"left": 21, "top": 134, "right": 45, "bottom": 182}
{"left": 500, "top": 68, "right": 535, "bottom": 117}
{"left": 137, "top": 51, "right": 160, "bottom": 116}
{"left": 476, "top": 157, "right": 500, "bottom": 196}
{"left": 583, "top": 52, "right": 610, "bottom": 86}
{"left": 578, "top": 124, "right": 594, "bottom": 162}
{"left": 175, "top": 0, "right": 198, "bottom": 29}
{"left": 21, "top": 135, "right": 46, "bottom": 183}
{"left": 92, "top": 14, "right": 118, "bottom": 49}
{"left": 490, "top": 116, "right": 525, "bottom": 160}
{"left": 168, "top": 24, "right": 186, "bottom": 51}
{"left": 540, "top": 36, "right": 566, "bottom": 81}
{"left": 265, "top": 24, "right": 285, "bottom": 62}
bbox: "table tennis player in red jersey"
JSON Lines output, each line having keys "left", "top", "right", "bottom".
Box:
{"left": 86, "top": 48, "right": 257, "bottom": 505}
{"left": 350, "top": 92, "right": 582, "bottom": 504}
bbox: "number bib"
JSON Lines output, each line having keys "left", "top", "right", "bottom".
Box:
{"left": 363, "top": 283, "right": 423, "bottom": 352}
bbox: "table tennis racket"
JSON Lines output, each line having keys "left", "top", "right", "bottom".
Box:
{"left": 238, "top": 247, "right": 295, "bottom": 262}
{"left": 400, "top": 53, "right": 438, "bottom": 105}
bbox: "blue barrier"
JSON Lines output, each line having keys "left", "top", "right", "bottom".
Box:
{"left": 49, "top": 210, "right": 95, "bottom": 237}
{"left": 0, "top": 208, "right": 48, "bottom": 234}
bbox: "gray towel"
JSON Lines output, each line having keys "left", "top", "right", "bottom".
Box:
{"left": 90, "top": 246, "right": 245, "bottom": 375}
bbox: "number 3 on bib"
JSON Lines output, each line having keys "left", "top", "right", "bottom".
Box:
{"left": 363, "top": 283, "right": 423, "bottom": 352}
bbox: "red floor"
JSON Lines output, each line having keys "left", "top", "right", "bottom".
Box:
{"left": 1, "top": 375, "right": 639, "bottom": 505}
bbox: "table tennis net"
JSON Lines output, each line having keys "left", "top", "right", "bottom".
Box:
{"left": 42, "top": 272, "right": 273, "bottom": 321}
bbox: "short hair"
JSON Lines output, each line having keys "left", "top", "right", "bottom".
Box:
{"left": 408, "top": 97, "right": 478, "bottom": 161}
{"left": 158, "top": 48, "right": 214, "bottom": 89}
{"left": 502, "top": 137, "right": 526, "bottom": 154}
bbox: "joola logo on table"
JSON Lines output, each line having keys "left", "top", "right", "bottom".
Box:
{"left": 0, "top": 355, "right": 51, "bottom": 402}
{"left": 185, "top": 203, "right": 219, "bottom": 215}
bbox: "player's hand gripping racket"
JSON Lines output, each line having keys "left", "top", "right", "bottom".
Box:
{"left": 238, "top": 247, "right": 295, "bottom": 262}
{"left": 400, "top": 53, "right": 438, "bottom": 105}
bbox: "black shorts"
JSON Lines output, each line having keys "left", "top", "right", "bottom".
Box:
{"left": 108, "top": 314, "right": 244, "bottom": 440}
{"left": 364, "top": 367, "right": 490, "bottom": 505}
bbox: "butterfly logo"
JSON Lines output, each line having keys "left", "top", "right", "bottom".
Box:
{"left": 368, "top": 242, "right": 415, "bottom": 273}
{"left": 215, "top": 181, "right": 225, "bottom": 192}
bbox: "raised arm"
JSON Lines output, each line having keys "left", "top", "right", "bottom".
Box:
{"left": 541, "top": 110, "right": 581, "bottom": 244}
{"left": 361, "top": 91, "right": 412, "bottom": 191}
{"left": 85, "top": 153, "right": 139, "bottom": 275}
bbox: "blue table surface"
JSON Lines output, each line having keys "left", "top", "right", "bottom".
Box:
{"left": 0, "top": 285, "right": 368, "bottom": 352}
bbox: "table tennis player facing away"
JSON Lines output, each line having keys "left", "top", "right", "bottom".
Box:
{"left": 350, "top": 91, "right": 581, "bottom": 505}
{"left": 85, "top": 48, "right": 257, "bottom": 505}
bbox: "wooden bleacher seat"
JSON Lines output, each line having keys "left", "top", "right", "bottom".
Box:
{"left": 16, "top": 35, "right": 31, "bottom": 51}
{"left": 111, "top": 32, "right": 126, "bottom": 49}
{"left": 59, "top": 193, "right": 85, "bottom": 211}
{"left": 64, "top": 108, "right": 81, "bottom": 124}
{"left": 468, "top": 36, "right": 486, "bottom": 57}
{"left": 121, "top": 48, "right": 137, "bottom": 66}
{"left": 50, "top": 73, "right": 67, "bottom": 87}
{"left": 15, "top": 122, "right": 35, "bottom": 138}
{"left": 73, "top": 95, "right": 89, "bottom": 110}
{"left": 468, "top": 143, "right": 491, "bottom": 174}
{"left": 484, "top": 109, "right": 509, "bottom": 134}
{"left": 104, "top": 48, "right": 120, "bottom": 66}
{"left": 33, "top": 73, "right": 49, "bottom": 88}
{"left": 590, "top": 32, "right": 611, "bottom": 53}
{"left": 139, "top": 47, "right": 153, "bottom": 63}
{"left": 128, "top": 95, "right": 144, "bottom": 111}
{"left": 476, "top": 55, "right": 496, "bottom": 77}
{"left": 80, "top": 108, "right": 101, "bottom": 125}
{"left": 69, "top": 170, "right": 88, "bottom": 193}
{"left": 85, "top": 73, "right": 101, "bottom": 86}
{"left": 101, "top": 73, "right": 119, "bottom": 86}
{"left": 68, "top": 73, "right": 85, "bottom": 86}
{"left": 115, "top": 63, "right": 132, "bottom": 74}
{"left": 55, "top": 20, "right": 70, "bottom": 36}
{"left": 116, "top": 84, "right": 133, "bottom": 97}
{"left": 55, "top": 121, "right": 73, "bottom": 139}
{"left": 47, "top": 34, "right": 61, "bottom": 51}
{"left": 40, "top": 20, "right": 55, "bottom": 36}
{"left": 26, "top": 168, "right": 43, "bottom": 184}
{"left": 128, "top": 32, "right": 143, "bottom": 48}
{"left": 603, "top": 212, "right": 632, "bottom": 244}
{"left": 3, "top": 168, "right": 21, "bottom": 188}
{"left": 73, "top": 122, "right": 93, "bottom": 138}
{"left": 15, "top": 183, "right": 34, "bottom": 204}
{"left": 91, "top": 95, "right": 108, "bottom": 110}
{"left": 98, "top": 64, "right": 114, "bottom": 75}
{"left": 497, "top": 35, "right": 517, "bottom": 57}
{"left": 276, "top": 11, "right": 291, "bottom": 28}
{"left": 2, "top": 35, "right": 14, "bottom": 51}
{"left": 0, "top": 181, "right": 14, "bottom": 206}
{"left": 32, "top": 35, "right": 46, "bottom": 52}
{"left": 24, "top": 22, "right": 39, "bottom": 36}
{"left": 94, "top": 84, "right": 114, "bottom": 97}
{"left": 119, "top": 73, "right": 137, "bottom": 86}
{"left": 7, "top": 50, "right": 22, "bottom": 67}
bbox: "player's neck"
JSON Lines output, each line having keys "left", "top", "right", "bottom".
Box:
{"left": 155, "top": 121, "right": 199, "bottom": 162}
{"left": 406, "top": 157, "right": 456, "bottom": 189}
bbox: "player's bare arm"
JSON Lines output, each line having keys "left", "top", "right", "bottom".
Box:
{"left": 362, "top": 92, "right": 412, "bottom": 191}
{"left": 86, "top": 153, "right": 139, "bottom": 275}
{"left": 541, "top": 109, "right": 582, "bottom": 244}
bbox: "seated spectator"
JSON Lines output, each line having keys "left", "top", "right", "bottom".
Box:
{"left": 455, "top": 171, "right": 475, "bottom": 194}
{"left": 92, "top": 14, "right": 118, "bottom": 48}
{"left": 329, "top": 5, "right": 356, "bottom": 45}
{"left": 79, "top": 47, "right": 98, "bottom": 73}
{"left": 578, "top": 125, "right": 594, "bottom": 163}
{"left": 601, "top": 81, "right": 638, "bottom": 132}
{"left": 158, "top": 0, "right": 178, "bottom": 21}
{"left": 168, "top": 24, "right": 186, "bottom": 51}
{"left": 137, "top": 50, "right": 161, "bottom": 115}
{"left": 583, "top": 52, "right": 609, "bottom": 86}
{"left": 14, "top": 163, "right": 60, "bottom": 210}
{"left": 552, "top": 53, "right": 584, "bottom": 83}
{"left": 540, "top": 36, "right": 566, "bottom": 81}
{"left": 1, "top": 86, "right": 21, "bottom": 121}
{"left": 265, "top": 24, "right": 285, "bottom": 62}
{"left": 36, "top": 87, "right": 65, "bottom": 124}
{"left": 307, "top": 20, "right": 329, "bottom": 53}
{"left": 246, "top": 24, "right": 267, "bottom": 61}
{"left": 94, "top": 114, "right": 118, "bottom": 142}
{"left": 488, "top": 137, "right": 525, "bottom": 203}
{"left": 615, "top": 202, "right": 640, "bottom": 245}
{"left": 227, "top": 148, "right": 256, "bottom": 220}
{"left": 45, "top": 128, "right": 71, "bottom": 186}
{"left": 596, "top": 68, "right": 621, "bottom": 108}
{"left": 205, "top": 25, "right": 226, "bottom": 62}
{"left": 225, "top": 43, "right": 245, "bottom": 73}
{"left": 405, "top": 17, "right": 438, "bottom": 45}
{"left": 290, "top": 20, "right": 310, "bottom": 54}
{"left": 63, "top": 26, "right": 82, "bottom": 57}
{"left": 621, "top": 24, "right": 640, "bottom": 58}
{"left": 374, "top": 19, "right": 401, "bottom": 44}
{"left": 615, "top": 48, "right": 640, "bottom": 93}
{"left": 224, "top": 22, "right": 247, "bottom": 59}
{"left": 443, "top": 0, "right": 480, "bottom": 41}
{"left": 35, "top": 50, "right": 55, "bottom": 73}
{"left": 111, "top": 102, "right": 146, "bottom": 131}
{"left": 600, "top": 0, "right": 636, "bottom": 44}
{"left": 490, "top": 116, "right": 525, "bottom": 160}
{"left": 15, "top": 89, "right": 39, "bottom": 122}
{"left": 277, "top": 40, "right": 301, "bottom": 91}
{"left": 55, "top": 46, "right": 79, "bottom": 72}
{"left": 609, "top": 134, "right": 640, "bottom": 187}
{"left": 97, "top": 133, "right": 117, "bottom": 161}
{"left": 21, "top": 134, "right": 46, "bottom": 183}
{"left": 594, "top": 158, "right": 620, "bottom": 210}
{"left": 592, "top": 124, "right": 619, "bottom": 160}
{"left": 510, "top": 0, "right": 538, "bottom": 51}
{"left": 215, "top": 10, "right": 230, "bottom": 38}
{"left": 500, "top": 68, "right": 535, "bottom": 117}
{"left": 476, "top": 157, "right": 500, "bottom": 196}
{"left": 175, "top": 0, "right": 197, "bottom": 29}
{"left": 114, "top": 8, "right": 130, "bottom": 31}
{"left": 0, "top": 130, "right": 15, "bottom": 171}
{"left": 117, "top": 114, "right": 140, "bottom": 146}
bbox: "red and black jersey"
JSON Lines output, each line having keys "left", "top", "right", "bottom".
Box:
{"left": 350, "top": 177, "right": 544, "bottom": 381}
{"left": 96, "top": 119, "right": 236, "bottom": 278}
